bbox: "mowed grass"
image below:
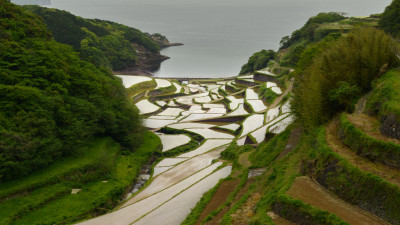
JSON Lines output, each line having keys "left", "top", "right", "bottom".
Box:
{"left": 0, "top": 131, "right": 161, "bottom": 225}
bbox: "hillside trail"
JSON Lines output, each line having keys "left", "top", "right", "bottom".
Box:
{"left": 326, "top": 119, "right": 400, "bottom": 188}
{"left": 346, "top": 113, "right": 400, "bottom": 145}
{"left": 287, "top": 176, "right": 390, "bottom": 225}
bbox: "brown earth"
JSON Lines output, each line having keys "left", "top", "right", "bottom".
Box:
{"left": 238, "top": 152, "right": 252, "bottom": 168}
{"left": 346, "top": 113, "right": 400, "bottom": 145}
{"left": 326, "top": 119, "right": 400, "bottom": 188}
{"left": 231, "top": 193, "right": 261, "bottom": 224}
{"left": 195, "top": 179, "right": 240, "bottom": 225}
{"left": 267, "top": 211, "right": 297, "bottom": 225}
{"left": 205, "top": 180, "right": 254, "bottom": 225}
{"left": 287, "top": 176, "right": 389, "bottom": 225}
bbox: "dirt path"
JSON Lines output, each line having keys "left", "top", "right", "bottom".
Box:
{"left": 346, "top": 114, "right": 400, "bottom": 145}
{"left": 287, "top": 176, "right": 389, "bottom": 225}
{"left": 326, "top": 120, "right": 400, "bottom": 188}
{"left": 195, "top": 179, "right": 240, "bottom": 225}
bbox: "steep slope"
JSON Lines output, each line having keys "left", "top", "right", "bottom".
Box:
{"left": 0, "top": 0, "right": 143, "bottom": 181}
{"left": 24, "top": 6, "right": 170, "bottom": 72}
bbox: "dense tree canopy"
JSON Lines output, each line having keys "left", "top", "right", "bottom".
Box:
{"left": 279, "top": 12, "right": 346, "bottom": 50}
{"left": 379, "top": 0, "right": 400, "bottom": 37}
{"left": 0, "top": 0, "right": 144, "bottom": 181}
{"left": 292, "top": 27, "right": 398, "bottom": 130}
{"left": 239, "top": 50, "right": 276, "bottom": 75}
{"left": 23, "top": 6, "right": 160, "bottom": 70}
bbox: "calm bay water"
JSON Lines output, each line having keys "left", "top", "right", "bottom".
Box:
{"left": 49, "top": 0, "right": 390, "bottom": 78}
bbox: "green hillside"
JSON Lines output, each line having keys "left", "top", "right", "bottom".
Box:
{"left": 23, "top": 6, "right": 161, "bottom": 70}
{"left": 0, "top": 0, "right": 144, "bottom": 181}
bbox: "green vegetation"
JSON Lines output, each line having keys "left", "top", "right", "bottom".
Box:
{"left": 279, "top": 12, "right": 346, "bottom": 50}
{"left": 148, "top": 83, "right": 177, "bottom": 97}
{"left": 292, "top": 27, "right": 398, "bottom": 130}
{"left": 0, "top": 132, "right": 161, "bottom": 224}
{"left": 339, "top": 113, "right": 400, "bottom": 169}
{"left": 0, "top": 1, "right": 145, "bottom": 181}
{"left": 127, "top": 79, "right": 157, "bottom": 98}
{"left": 258, "top": 83, "right": 279, "bottom": 105}
{"left": 379, "top": 0, "right": 400, "bottom": 37}
{"left": 249, "top": 129, "right": 290, "bottom": 167}
{"left": 181, "top": 177, "right": 231, "bottom": 225}
{"left": 273, "top": 195, "right": 348, "bottom": 225}
{"left": 366, "top": 69, "right": 400, "bottom": 117}
{"left": 239, "top": 50, "right": 276, "bottom": 75}
{"left": 305, "top": 128, "right": 400, "bottom": 224}
{"left": 23, "top": 6, "right": 160, "bottom": 70}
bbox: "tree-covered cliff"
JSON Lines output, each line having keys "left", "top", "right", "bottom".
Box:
{"left": 23, "top": 6, "right": 162, "bottom": 71}
{"left": 0, "top": 0, "right": 144, "bottom": 181}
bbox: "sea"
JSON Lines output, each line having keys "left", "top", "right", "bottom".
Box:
{"left": 45, "top": 0, "right": 390, "bottom": 78}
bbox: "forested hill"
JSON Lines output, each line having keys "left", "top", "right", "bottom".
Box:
{"left": 23, "top": 6, "right": 168, "bottom": 71}
{"left": 0, "top": 0, "right": 144, "bottom": 181}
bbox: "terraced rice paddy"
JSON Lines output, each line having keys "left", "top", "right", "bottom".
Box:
{"left": 246, "top": 88, "right": 259, "bottom": 99}
{"left": 256, "top": 69, "right": 275, "bottom": 76}
{"left": 127, "top": 150, "right": 225, "bottom": 205}
{"left": 178, "top": 139, "right": 232, "bottom": 158}
{"left": 168, "top": 122, "right": 216, "bottom": 129}
{"left": 180, "top": 113, "right": 224, "bottom": 122}
{"left": 203, "top": 103, "right": 225, "bottom": 108}
{"left": 158, "top": 108, "right": 185, "bottom": 116}
{"left": 155, "top": 78, "right": 172, "bottom": 89}
{"left": 218, "top": 123, "right": 240, "bottom": 132}
{"left": 81, "top": 72, "right": 294, "bottom": 225}
{"left": 156, "top": 133, "right": 191, "bottom": 152}
{"left": 281, "top": 99, "right": 291, "bottom": 114}
{"left": 271, "top": 86, "right": 282, "bottom": 94}
{"left": 240, "top": 114, "right": 265, "bottom": 137}
{"left": 136, "top": 99, "right": 160, "bottom": 115}
{"left": 228, "top": 103, "right": 248, "bottom": 116}
{"left": 251, "top": 124, "right": 268, "bottom": 143}
{"left": 265, "top": 107, "right": 280, "bottom": 123}
{"left": 194, "top": 96, "right": 212, "bottom": 103}
{"left": 116, "top": 75, "right": 152, "bottom": 88}
{"left": 207, "top": 108, "right": 227, "bottom": 114}
{"left": 172, "top": 82, "right": 182, "bottom": 93}
{"left": 142, "top": 119, "right": 178, "bottom": 129}
{"left": 227, "top": 96, "right": 244, "bottom": 110}
{"left": 266, "top": 82, "right": 277, "bottom": 88}
{"left": 269, "top": 115, "right": 294, "bottom": 134}
{"left": 247, "top": 99, "right": 267, "bottom": 112}
{"left": 133, "top": 166, "right": 232, "bottom": 225}
{"left": 185, "top": 128, "right": 235, "bottom": 139}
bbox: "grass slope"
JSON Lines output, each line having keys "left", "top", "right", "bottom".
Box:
{"left": 0, "top": 132, "right": 161, "bottom": 225}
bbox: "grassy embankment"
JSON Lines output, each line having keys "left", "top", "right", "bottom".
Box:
{"left": 0, "top": 131, "right": 161, "bottom": 225}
